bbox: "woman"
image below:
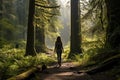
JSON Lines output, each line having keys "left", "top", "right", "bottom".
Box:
{"left": 54, "top": 36, "right": 63, "bottom": 67}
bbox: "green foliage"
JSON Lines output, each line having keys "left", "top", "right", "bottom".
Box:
{"left": 0, "top": 18, "right": 16, "bottom": 41}
{"left": 81, "top": 0, "right": 107, "bottom": 47}
{"left": 0, "top": 46, "right": 25, "bottom": 79}
{"left": 0, "top": 46, "right": 56, "bottom": 79}
{"left": 35, "top": 0, "right": 62, "bottom": 39}
{"left": 0, "top": 18, "right": 26, "bottom": 48}
{"left": 71, "top": 39, "right": 105, "bottom": 66}
{"left": 0, "top": 37, "right": 9, "bottom": 48}
{"left": 62, "top": 45, "right": 70, "bottom": 61}
{"left": 0, "top": 0, "right": 28, "bottom": 44}
{"left": 14, "top": 40, "right": 26, "bottom": 49}
{"left": 36, "top": 53, "right": 56, "bottom": 65}
{"left": 74, "top": 50, "right": 96, "bottom": 66}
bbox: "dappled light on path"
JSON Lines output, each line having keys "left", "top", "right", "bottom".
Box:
{"left": 36, "top": 62, "right": 84, "bottom": 80}
{"left": 34, "top": 62, "right": 115, "bottom": 80}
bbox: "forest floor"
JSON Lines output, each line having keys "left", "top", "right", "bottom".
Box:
{"left": 34, "top": 62, "right": 116, "bottom": 80}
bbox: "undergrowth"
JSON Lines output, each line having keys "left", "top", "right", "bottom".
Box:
{"left": 0, "top": 45, "right": 56, "bottom": 80}
{"left": 1, "top": 42, "right": 120, "bottom": 80}
{"left": 73, "top": 41, "right": 120, "bottom": 79}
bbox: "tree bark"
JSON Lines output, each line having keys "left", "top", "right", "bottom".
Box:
{"left": 0, "top": 0, "right": 3, "bottom": 18}
{"left": 35, "top": 25, "right": 46, "bottom": 53}
{"left": 105, "top": 0, "right": 120, "bottom": 50}
{"left": 69, "top": 0, "right": 82, "bottom": 57}
{"left": 7, "top": 68, "right": 37, "bottom": 80}
{"left": 25, "top": 0, "right": 36, "bottom": 56}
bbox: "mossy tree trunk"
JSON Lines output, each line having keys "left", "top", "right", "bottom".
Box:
{"left": 69, "top": 0, "right": 82, "bottom": 58}
{"left": 35, "top": 24, "right": 46, "bottom": 53}
{"left": 25, "top": 0, "right": 36, "bottom": 56}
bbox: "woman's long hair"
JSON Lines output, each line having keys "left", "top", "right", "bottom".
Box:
{"left": 56, "top": 36, "right": 62, "bottom": 43}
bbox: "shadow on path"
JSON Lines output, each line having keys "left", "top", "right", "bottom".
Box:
{"left": 34, "top": 62, "right": 116, "bottom": 80}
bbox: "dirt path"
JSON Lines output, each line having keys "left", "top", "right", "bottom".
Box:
{"left": 34, "top": 62, "right": 116, "bottom": 80}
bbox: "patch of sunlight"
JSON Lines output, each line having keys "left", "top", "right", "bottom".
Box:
{"left": 36, "top": 53, "right": 56, "bottom": 64}
{"left": 9, "top": 64, "right": 19, "bottom": 71}
{"left": 85, "top": 38, "right": 97, "bottom": 42}
{"left": 55, "top": 72, "right": 73, "bottom": 76}
{"left": 60, "top": 0, "right": 69, "bottom": 6}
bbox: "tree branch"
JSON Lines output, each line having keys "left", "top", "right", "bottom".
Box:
{"left": 35, "top": 3, "right": 60, "bottom": 8}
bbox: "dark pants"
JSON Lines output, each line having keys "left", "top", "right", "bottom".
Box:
{"left": 56, "top": 49, "right": 62, "bottom": 65}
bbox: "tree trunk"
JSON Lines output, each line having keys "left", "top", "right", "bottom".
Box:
{"left": 35, "top": 25, "right": 46, "bottom": 53}
{"left": 25, "top": 0, "right": 36, "bottom": 56}
{"left": 69, "top": 0, "right": 82, "bottom": 57}
{"left": 105, "top": 0, "right": 120, "bottom": 50}
{"left": 7, "top": 68, "right": 37, "bottom": 80}
{"left": 0, "top": 0, "right": 3, "bottom": 18}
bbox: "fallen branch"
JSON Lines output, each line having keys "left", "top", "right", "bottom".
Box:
{"left": 7, "top": 67, "right": 38, "bottom": 80}
{"left": 87, "top": 54, "right": 120, "bottom": 74}
{"left": 35, "top": 3, "right": 60, "bottom": 8}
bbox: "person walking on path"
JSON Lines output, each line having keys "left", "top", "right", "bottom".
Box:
{"left": 54, "top": 36, "right": 64, "bottom": 67}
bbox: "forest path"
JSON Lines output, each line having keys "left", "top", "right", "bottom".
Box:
{"left": 34, "top": 62, "right": 115, "bottom": 80}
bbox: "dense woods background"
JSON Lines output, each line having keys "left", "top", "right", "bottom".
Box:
{"left": 0, "top": 0, "right": 120, "bottom": 80}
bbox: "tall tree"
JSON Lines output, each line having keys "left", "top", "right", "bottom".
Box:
{"left": 25, "top": 0, "right": 36, "bottom": 56}
{"left": 35, "top": 0, "right": 60, "bottom": 53}
{"left": 35, "top": 24, "right": 46, "bottom": 53}
{"left": 69, "top": 0, "right": 82, "bottom": 57}
{"left": 105, "top": 0, "right": 120, "bottom": 50}
{"left": 0, "top": 0, "right": 3, "bottom": 18}
{"left": 35, "top": 0, "right": 48, "bottom": 53}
